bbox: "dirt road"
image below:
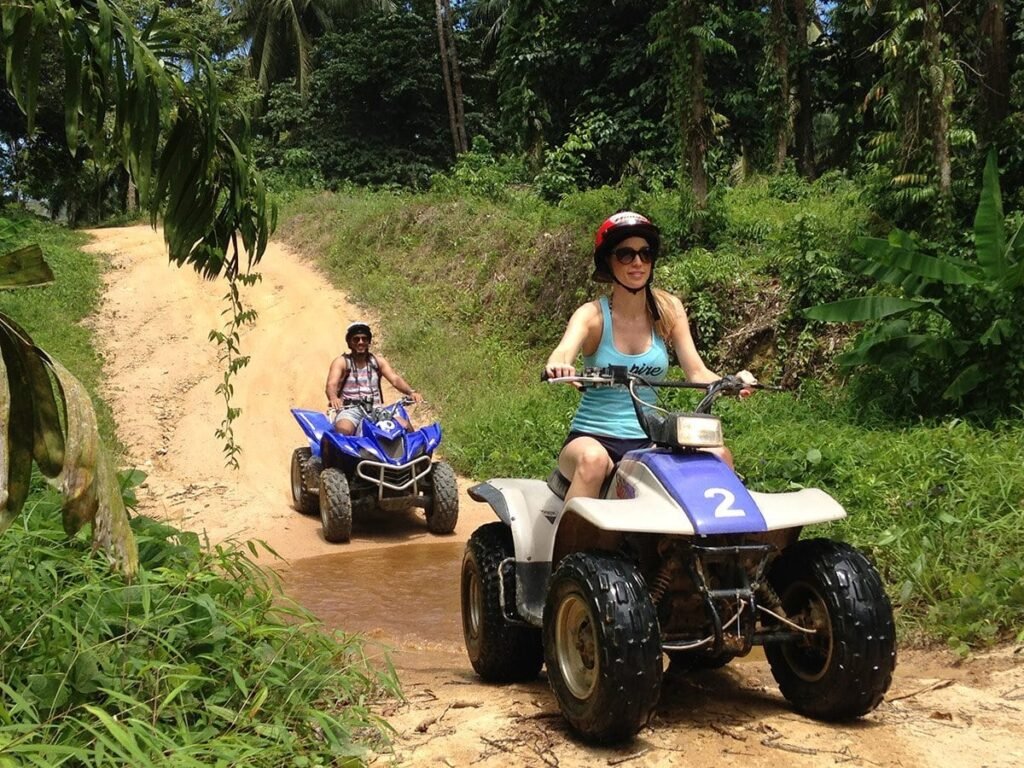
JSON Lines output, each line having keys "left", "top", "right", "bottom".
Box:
{"left": 84, "top": 225, "right": 1024, "bottom": 768}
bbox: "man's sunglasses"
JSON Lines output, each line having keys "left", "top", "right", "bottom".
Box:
{"left": 350, "top": 335, "right": 370, "bottom": 343}
{"left": 612, "top": 246, "right": 654, "bottom": 265}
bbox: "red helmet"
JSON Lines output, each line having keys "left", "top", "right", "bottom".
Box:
{"left": 592, "top": 211, "right": 660, "bottom": 282}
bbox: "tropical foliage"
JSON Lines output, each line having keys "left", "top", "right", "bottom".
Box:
{"left": 0, "top": 216, "right": 136, "bottom": 572}
{"left": 0, "top": 501, "right": 397, "bottom": 765}
{"left": 806, "top": 152, "right": 1024, "bottom": 416}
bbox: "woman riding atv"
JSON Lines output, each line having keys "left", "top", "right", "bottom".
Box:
{"left": 544, "top": 211, "right": 755, "bottom": 507}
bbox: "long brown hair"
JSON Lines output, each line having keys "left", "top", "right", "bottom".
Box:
{"left": 650, "top": 287, "right": 680, "bottom": 343}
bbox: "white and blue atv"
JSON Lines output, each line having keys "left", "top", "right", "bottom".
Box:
{"left": 290, "top": 397, "right": 459, "bottom": 543}
{"left": 461, "top": 367, "right": 896, "bottom": 743}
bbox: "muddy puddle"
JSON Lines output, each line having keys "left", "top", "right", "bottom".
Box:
{"left": 281, "top": 542, "right": 465, "bottom": 648}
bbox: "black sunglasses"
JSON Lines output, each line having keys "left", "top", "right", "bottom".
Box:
{"left": 350, "top": 335, "right": 370, "bottom": 343}
{"left": 612, "top": 246, "right": 654, "bottom": 265}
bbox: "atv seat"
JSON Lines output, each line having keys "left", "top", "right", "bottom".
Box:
{"left": 545, "top": 467, "right": 617, "bottom": 500}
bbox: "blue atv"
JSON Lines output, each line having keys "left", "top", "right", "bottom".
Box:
{"left": 290, "top": 398, "right": 459, "bottom": 543}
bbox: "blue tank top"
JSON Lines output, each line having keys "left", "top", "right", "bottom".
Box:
{"left": 569, "top": 296, "right": 669, "bottom": 439}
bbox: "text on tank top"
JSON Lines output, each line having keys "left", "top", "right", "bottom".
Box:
{"left": 569, "top": 295, "right": 669, "bottom": 439}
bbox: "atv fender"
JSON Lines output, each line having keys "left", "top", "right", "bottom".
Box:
{"left": 748, "top": 488, "right": 846, "bottom": 528}
{"left": 291, "top": 409, "right": 332, "bottom": 456}
{"left": 469, "top": 479, "right": 562, "bottom": 626}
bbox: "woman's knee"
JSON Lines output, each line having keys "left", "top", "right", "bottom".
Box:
{"left": 572, "top": 447, "right": 613, "bottom": 482}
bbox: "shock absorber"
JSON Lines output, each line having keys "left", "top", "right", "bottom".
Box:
{"left": 649, "top": 560, "right": 674, "bottom": 606}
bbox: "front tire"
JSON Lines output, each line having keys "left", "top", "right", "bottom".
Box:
{"left": 426, "top": 461, "right": 459, "bottom": 534}
{"left": 319, "top": 468, "right": 353, "bottom": 543}
{"left": 765, "top": 538, "right": 896, "bottom": 720}
{"left": 461, "top": 523, "right": 543, "bottom": 682}
{"left": 543, "top": 552, "right": 662, "bottom": 743}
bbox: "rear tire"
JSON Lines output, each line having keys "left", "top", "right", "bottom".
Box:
{"left": 765, "top": 538, "right": 896, "bottom": 720}
{"left": 426, "top": 461, "right": 459, "bottom": 534}
{"left": 461, "top": 523, "right": 543, "bottom": 682}
{"left": 319, "top": 468, "right": 353, "bottom": 543}
{"left": 290, "top": 447, "right": 320, "bottom": 515}
{"left": 543, "top": 552, "right": 662, "bottom": 743}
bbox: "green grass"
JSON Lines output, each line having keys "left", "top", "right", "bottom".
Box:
{"left": 277, "top": 184, "right": 1024, "bottom": 648}
{"left": 0, "top": 489, "right": 398, "bottom": 766}
{"left": 0, "top": 210, "right": 117, "bottom": 447}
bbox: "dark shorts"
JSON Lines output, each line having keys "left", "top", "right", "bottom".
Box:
{"left": 562, "top": 430, "right": 651, "bottom": 465}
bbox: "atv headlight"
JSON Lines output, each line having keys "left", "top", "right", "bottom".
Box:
{"left": 674, "top": 415, "right": 723, "bottom": 448}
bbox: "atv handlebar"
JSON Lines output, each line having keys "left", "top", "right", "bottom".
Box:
{"left": 543, "top": 366, "right": 776, "bottom": 414}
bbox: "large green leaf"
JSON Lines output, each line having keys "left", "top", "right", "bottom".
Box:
{"left": 804, "top": 295, "right": 925, "bottom": 322}
{"left": 974, "top": 150, "right": 1008, "bottom": 281}
{"left": 854, "top": 236, "right": 977, "bottom": 286}
{"left": 48, "top": 357, "right": 138, "bottom": 576}
{"left": 0, "top": 323, "right": 35, "bottom": 533}
{"left": 0, "top": 245, "right": 55, "bottom": 289}
{"left": 943, "top": 363, "right": 989, "bottom": 401}
{"left": 0, "top": 315, "right": 65, "bottom": 477}
{"left": 3, "top": 0, "right": 273, "bottom": 279}
{"left": 838, "top": 327, "right": 968, "bottom": 368}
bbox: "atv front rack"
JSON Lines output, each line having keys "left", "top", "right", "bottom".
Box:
{"left": 355, "top": 456, "right": 433, "bottom": 496}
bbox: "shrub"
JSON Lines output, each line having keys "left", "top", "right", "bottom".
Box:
{"left": 0, "top": 493, "right": 398, "bottom": 766}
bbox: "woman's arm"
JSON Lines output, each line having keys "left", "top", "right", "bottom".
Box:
{"left": 545, "top": 301, "right": 601, "bottom": 379}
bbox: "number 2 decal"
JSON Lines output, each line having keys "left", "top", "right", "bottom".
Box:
{"left": 705, "top": 487, "right": 745, "bottom": 518}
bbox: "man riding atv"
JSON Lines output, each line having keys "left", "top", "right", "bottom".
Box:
{"left": 325, "top": 321, "right": 423, "bottom": 434}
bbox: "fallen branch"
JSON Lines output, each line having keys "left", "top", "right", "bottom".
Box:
{"left": 761, "top": 735, "right": 818, "bottom": 755}
{"left": 710, "top": 723, "right": 746, "bottom": 742}
{"left": 607, "top": 749, "right": 649, "bottom": 765}
{"left": 888, "top": 679, "right": 955, "bottom": 702}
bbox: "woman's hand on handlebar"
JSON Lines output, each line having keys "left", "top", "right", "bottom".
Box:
{"left": 735, "top": 369, "right": 758, "bottom": 400}
{"left": 544, "top": 361, "right": 583, "bottom": 389}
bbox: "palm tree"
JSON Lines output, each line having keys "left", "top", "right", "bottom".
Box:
{"left": 230, "top": 0, "right": 391, "bottom": 97}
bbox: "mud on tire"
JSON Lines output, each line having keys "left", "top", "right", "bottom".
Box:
{"left": 319, "top": 468, "right": 353, "bottom": 543}
{"left": 461, "top": 523, "right": 543, "bottom": 682}
{"left": 290, "top": 447, "right": 321, "bottom": 515}
{"left": 543, "top": 552, "right": 662, "bottom": 743}
{"left": 765, "top": 538, "right": 896, "bottom": 721}
{"left": 426, "top": 461, "right": 459, "bottom": 534}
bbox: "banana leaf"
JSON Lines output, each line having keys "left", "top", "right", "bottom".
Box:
{"left": 943, "top": 364, "right": 988, "bottom": 401}
{"left": 0, "top": 314, "right": 65, "bottom": 477}
{"left": 839, "top": 329, "right": 970, "bottom": 368}
{"left": 974, "top": 150, "right": 1008, "bottom": 281}
{"left": 0, "top": 325, "right": 34, "bottom": 534}
{"left": 804, "top": 295, "right": 924, "bottom": 322}
{"left": 854, "top": 236, "right": 977, "bottom": 285}
{"left": 48, "top": 356, "right": 138, "bottom": 577}
{"left": 0, "top": 245, "right": 55, "bottom": 288}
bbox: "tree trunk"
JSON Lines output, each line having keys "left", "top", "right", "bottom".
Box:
{"left": 980, "top": 0, "right": 1008, "bottom": 138}
{"left": 441, "top": 0, "right": 468, "bottom": 153}
{"left": 771, "top": 0, "right": 790, "bottom": 172}
{"left": 689, "top": 35, "right": 708, "bottom": 210}
{"left": 792, "top": 0, "right": 816, "bottom": 178}
{"left": 434, "top": 0, "right": 460, "bottom": 157}
{"left": 923, "top": 1, "right": 952, "bottom": 203}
